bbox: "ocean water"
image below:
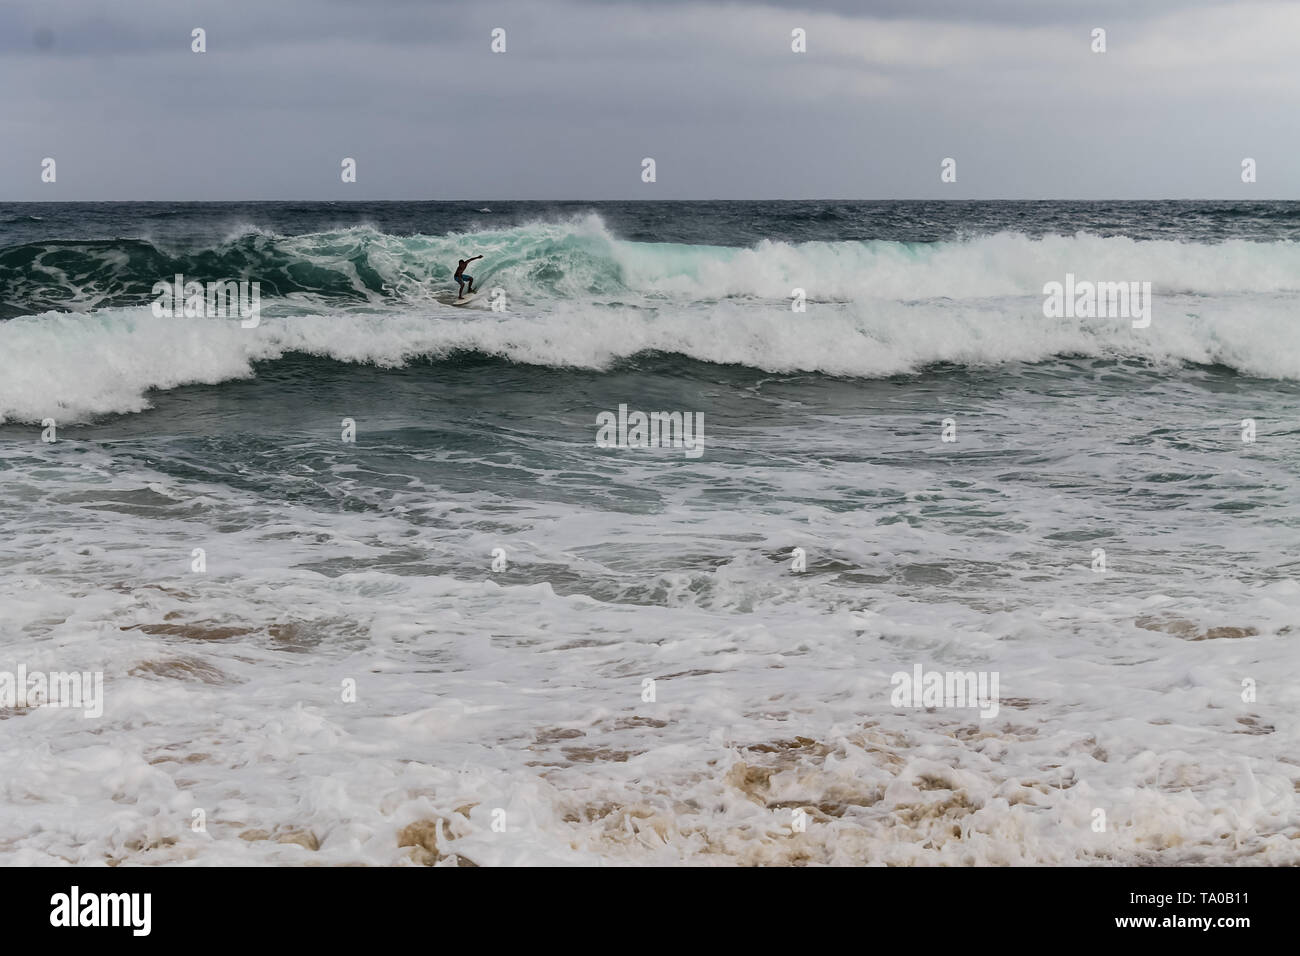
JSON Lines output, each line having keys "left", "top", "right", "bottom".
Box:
{"left": 1, "top": 200, "right": 1298, "bottom": 865}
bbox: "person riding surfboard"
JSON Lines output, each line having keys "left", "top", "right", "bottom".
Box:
{"left": 454, "top": 255, "right": 482, "bottom": 299}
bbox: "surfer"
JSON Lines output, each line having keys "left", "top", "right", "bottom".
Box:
{"left": 454, "top": 255, "right": 483, "bottom": 298}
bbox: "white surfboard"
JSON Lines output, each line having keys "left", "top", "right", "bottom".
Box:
{"left": 451, "top": 291, "right": 480, "bottom": 306}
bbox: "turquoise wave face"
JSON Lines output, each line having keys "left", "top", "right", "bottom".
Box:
{"left": 0, "top": 221, "right": 647, "bottom": 317}
{"left": 8, "top": 208, "right": 1300, "bottom": 320}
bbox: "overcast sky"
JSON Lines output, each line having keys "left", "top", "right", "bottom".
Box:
{"left": 2, "top": 0, "right": 1297, "bottom": 200}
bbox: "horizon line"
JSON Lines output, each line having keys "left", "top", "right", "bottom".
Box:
{"left": 1, "top": 197, "right": 1293, "bottom": 204}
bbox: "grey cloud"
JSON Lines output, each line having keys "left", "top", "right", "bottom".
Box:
{"left": 0, "top": 0, "right": 1295, "bottom": 200}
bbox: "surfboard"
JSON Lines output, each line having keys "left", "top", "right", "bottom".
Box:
{"left": 451, "top": 291, "right": 480, "bottom": 306}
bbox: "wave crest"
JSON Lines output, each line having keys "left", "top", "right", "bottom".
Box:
{"left": 5, "top": 216, "right": 1300, "bottom": 319}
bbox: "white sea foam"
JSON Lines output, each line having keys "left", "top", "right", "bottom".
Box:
{"left": 1, "top": 412, "right": 1297, "bottom": 864}
{"left": 3, "top": 218, "right": 1298, "bottom": 866}
{"left": 2, "top": 284, "right": 1299, "bottom": 424}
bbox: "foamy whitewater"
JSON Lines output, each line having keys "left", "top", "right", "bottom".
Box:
{"left": 1, "top": 201, "right": 1298, "bottom": 865}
